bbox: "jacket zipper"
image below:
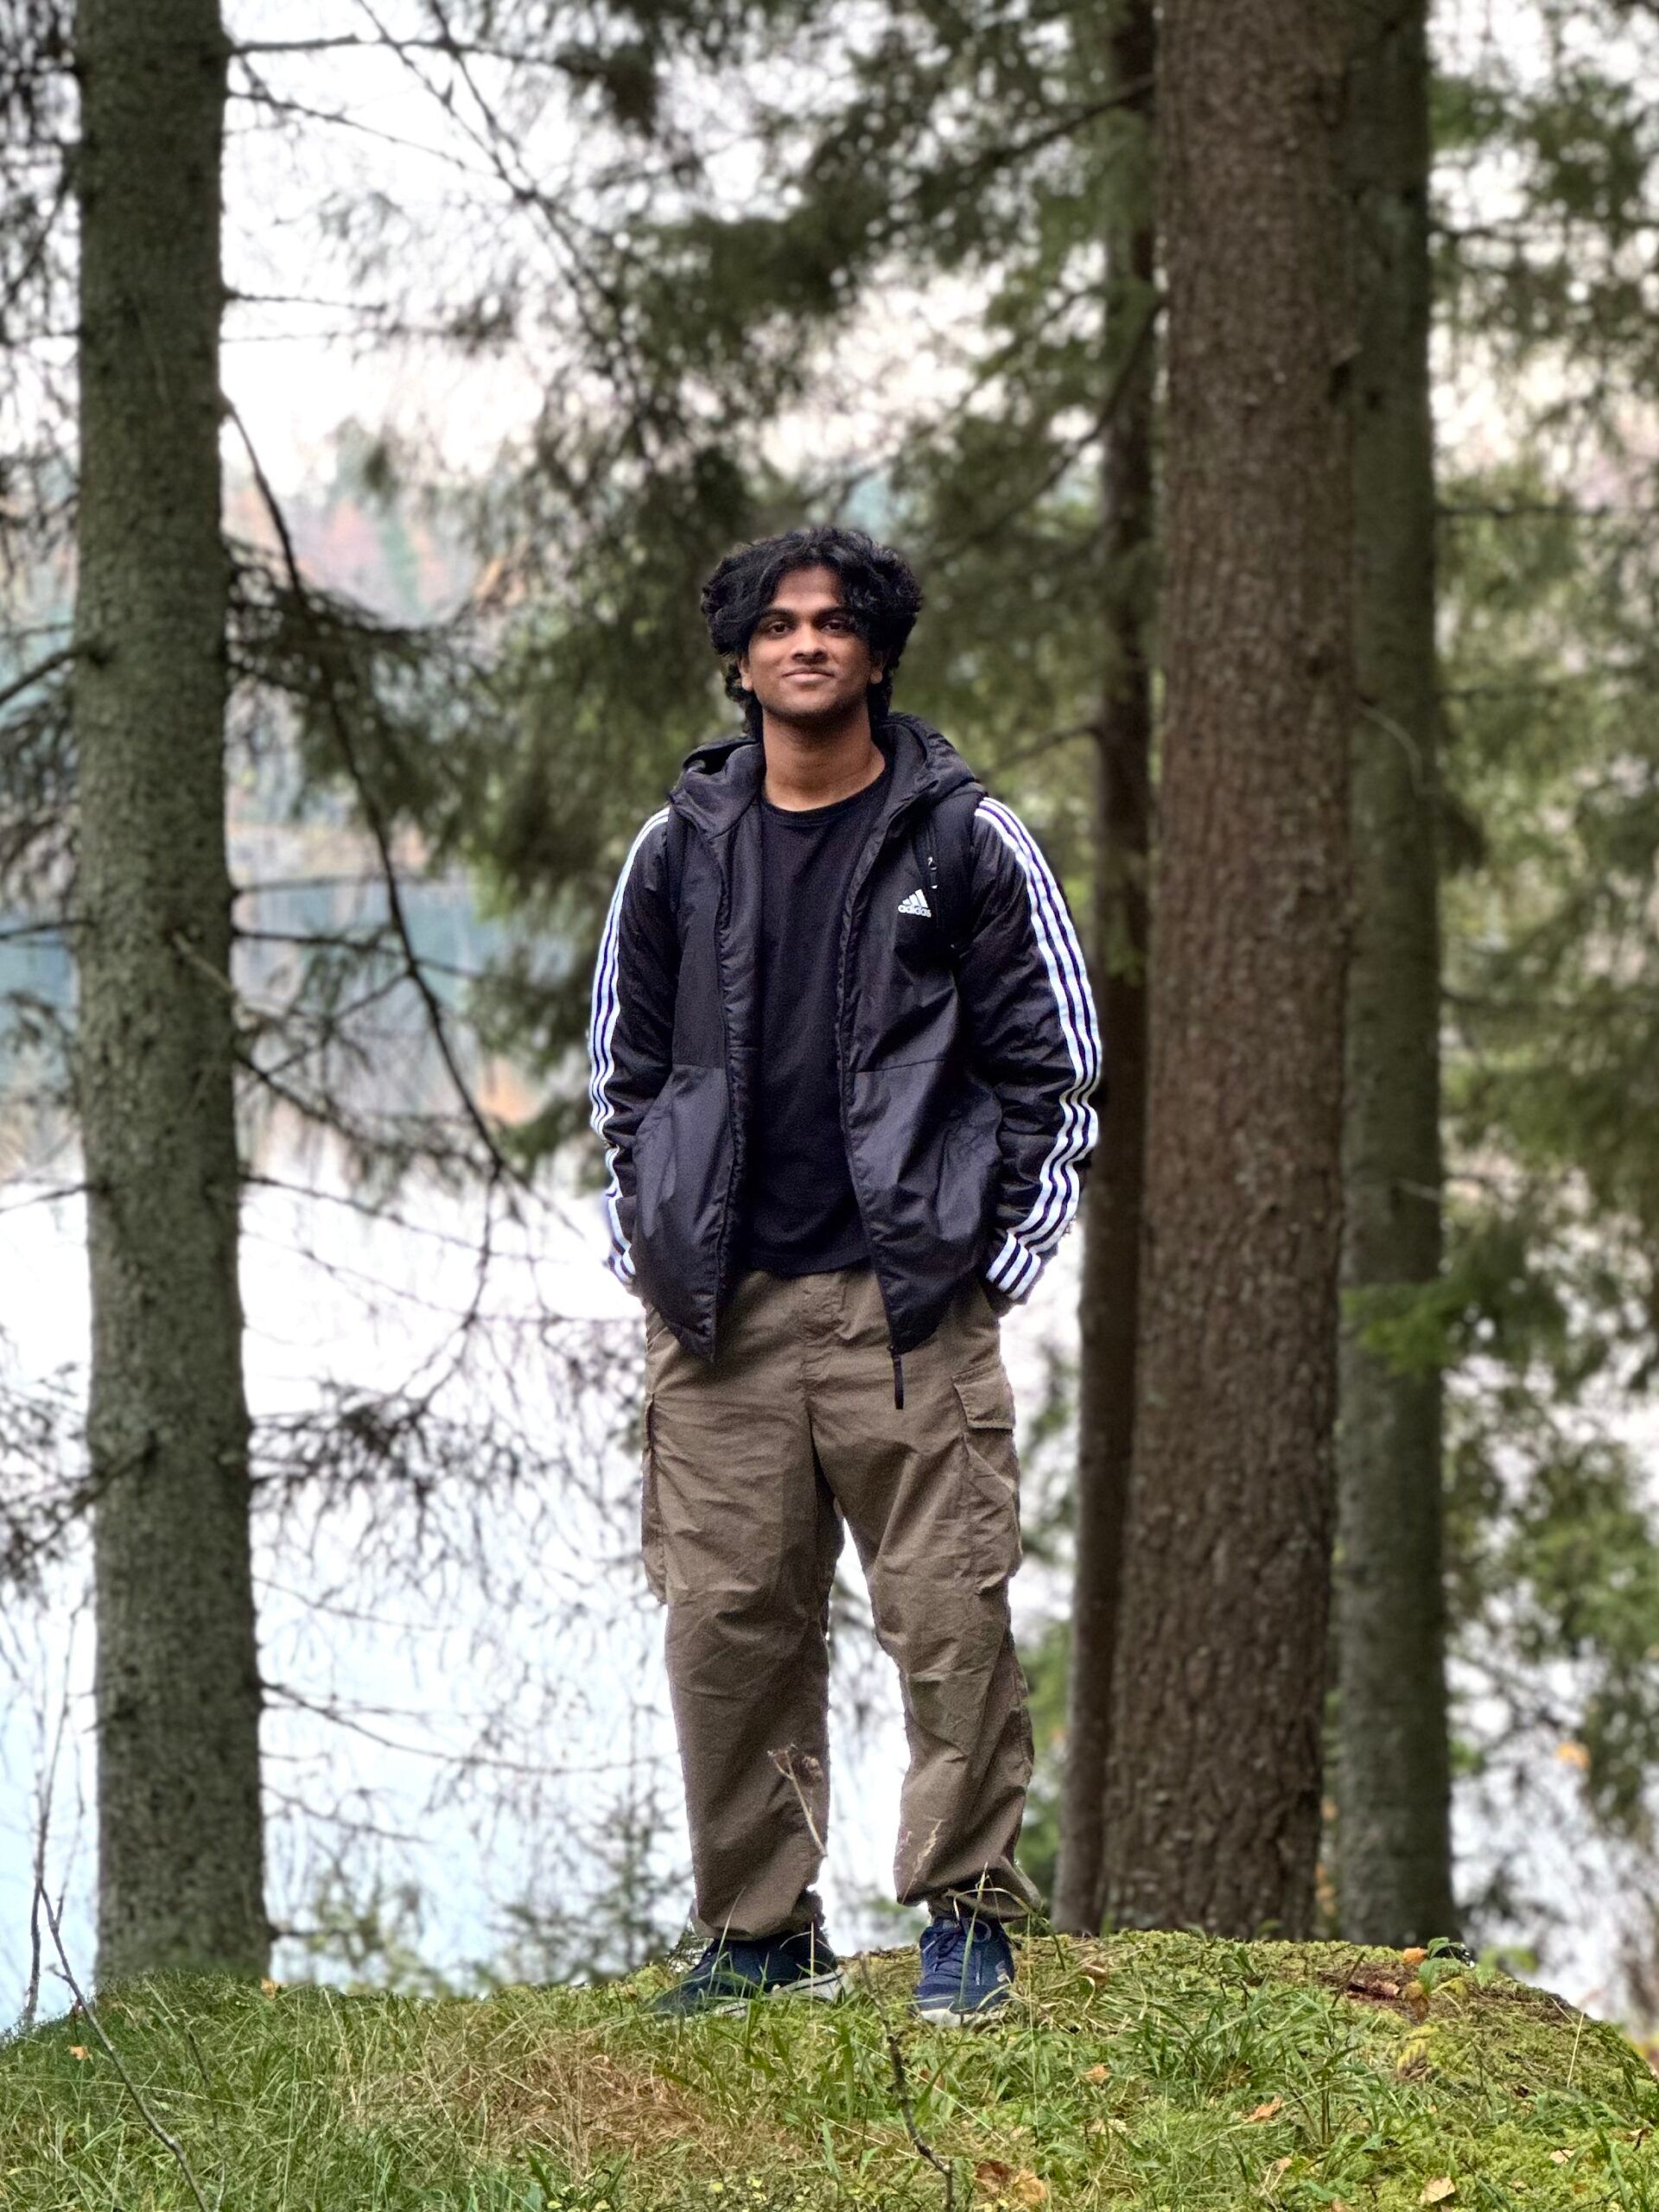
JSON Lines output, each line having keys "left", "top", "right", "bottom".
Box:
{"left": 835, "top": 790, "right": 934, "bottom": 1402}
{"left": 683, "top": 755, "right": 944, "bottom": 1383}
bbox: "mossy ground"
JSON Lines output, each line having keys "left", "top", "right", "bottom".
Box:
{"left": 2, "top": 1933, "right": 1655, "bottom": 2209}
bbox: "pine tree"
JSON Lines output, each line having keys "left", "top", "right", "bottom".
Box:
{"left": 1334, "top": 0, "right": 1457, "bottom": 1948}
{"left": 1103, "top": 0, "right": 1353, "bottom": 1936}
{"left": 1052, "top": 0, "right": 1154, "bottom": 1939}
{"left": 74, "top": 0, "right": 267, "bottom": 1979}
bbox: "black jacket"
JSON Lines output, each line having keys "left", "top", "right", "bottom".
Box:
{"left": 588, "top": 714, "right": 1103, "bottom": 1360}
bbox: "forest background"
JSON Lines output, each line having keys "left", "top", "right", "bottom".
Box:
{"left": 3, "top": 0, "right": 1659, "bottom": 2037}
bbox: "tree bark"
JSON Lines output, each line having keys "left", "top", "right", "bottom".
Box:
{"left": 1335, "top": 0, "right": 1458, "bottom": 1948}
{"left": 75, "top": 0, "right": 268, "bottom": 1979}
{"left": 1103, "top": 0, "right": 1353, "bottom": 1937}
{"left": 1052, "top": 0, "right": 1155, "bottom": 1939}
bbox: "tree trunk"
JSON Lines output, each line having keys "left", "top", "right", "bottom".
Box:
{"left": 1052, "top": 0, "right": 1155, "bottom": 1939}
{"left": 75, "top": 0, "right": 267, "bottom": 1980}
{"left": 1102, "top": 0, "right": 1353, "bottom": 1937}
{"left": 1334, "top": 0, "right": 1458, "bottom": 1948}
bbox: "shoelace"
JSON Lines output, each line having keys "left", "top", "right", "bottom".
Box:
{"left": 924, "top": 1918, "right": 977, "bottom": 1984}
{"left": 696, "top": 1939, "right": 764, "bottom": 1982}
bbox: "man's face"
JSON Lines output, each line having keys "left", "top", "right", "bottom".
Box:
{"left": 737, "top": 564, "right": 883, "bottom": 729}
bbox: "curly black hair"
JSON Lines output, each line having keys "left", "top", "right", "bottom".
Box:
{"left": 700, "top": 524, "right": 925, "bottom": 735}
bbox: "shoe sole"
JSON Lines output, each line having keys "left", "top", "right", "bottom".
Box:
{"left": 705, "top": 1967, "right": 847, "bottom": 2018}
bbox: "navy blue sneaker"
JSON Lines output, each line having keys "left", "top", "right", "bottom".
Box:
{"left": 915, "top": 1910, "right": 1015, "bottom": 2025}
{"left": 652, "top": 1928, "right": 845, "bottom": 2018}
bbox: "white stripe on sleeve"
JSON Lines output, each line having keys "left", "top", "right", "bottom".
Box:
{"left": 977, "top": 800, "right": 1102, "bottom": 1281}
{"left": 588, "top": 807, "right": 671, "bottom": 1274}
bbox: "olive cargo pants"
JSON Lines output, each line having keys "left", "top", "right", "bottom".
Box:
{"left": 642, "top": 1264, "right": 1037, "bottom": 1940}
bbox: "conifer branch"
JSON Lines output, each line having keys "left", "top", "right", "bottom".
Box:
{"left": 223, "top": 397, "right": 522, "bottom": 1194}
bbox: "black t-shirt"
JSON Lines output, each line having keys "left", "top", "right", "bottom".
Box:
{"left": 741, "top": 758, "right": 893, "bottom": 1276}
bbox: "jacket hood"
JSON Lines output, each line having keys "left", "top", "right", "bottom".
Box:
{"left": 670, "top": 712, "right": 980, "bottom": 840}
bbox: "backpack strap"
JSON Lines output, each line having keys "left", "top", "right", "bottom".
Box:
{"left": 910, "top": 786, "right": 982, "bottom": 965}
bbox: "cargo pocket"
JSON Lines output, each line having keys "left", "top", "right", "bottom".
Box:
{"left": 953, "top": 1363, "right": 1022, "bottom": 1590}
{"left": 640, "top": 1395, "right": 668, "bottom": 1605}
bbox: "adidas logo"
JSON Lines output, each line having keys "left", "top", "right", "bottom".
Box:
{"left": 898, "top": 888, "right": 932, "bottom": 917}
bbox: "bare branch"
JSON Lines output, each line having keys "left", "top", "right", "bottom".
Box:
{"left": 0, "top": 917, "right": 75, "bottom": 943}
{"left": 232, "top": 33, "right": 564, "bottom": 66}
{"left": 0, "top": 1183, "right": 87, "bottom": 1219}
{"left": 0, "top": 641, "right": 80, "bottom": 716}
{"left": 233, "top": 923, "right": 488, "bottom": 985}
{"left": 226, "top": 60, "right": 494, "bottom": 182}
{"left": 264, "top": 1681, "right": 666, "bottom": 1780}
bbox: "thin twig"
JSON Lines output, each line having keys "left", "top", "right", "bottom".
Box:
{"left": 39, "top": 1888, "right": 215, "bottom": 2212}
{"left": 772, "top": 1755, "right": 955, "bottom": 2210}
{"left": 232, "top": 30, "right": 562, "bottom": 62}
{"left": 854, "top": 1955, "right": 956, "bottom": 2212}
{"left": 1564, "top": 1987, "right": 1601, "bottom": 2093}
{"left": 20, "top": 1722, "right": 63, "bottom": 2030}
{"left": 262, "top": 1681, "right": 661, "bottom": 1778}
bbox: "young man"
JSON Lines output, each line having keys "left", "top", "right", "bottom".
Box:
{"left": 588, "top": 525, "right": 1101, "bottom": 2022}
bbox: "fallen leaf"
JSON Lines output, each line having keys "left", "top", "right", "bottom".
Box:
{"left": 1402, "top": 1947, "right": 1429, "bottom": 1967}
{"left": 1550, "top": 2150, "right": 1575, "bottom": 2165}
{"left": 1084, "top": 2063, "right": 1110, "bottom": 2083}
{"left": 1420, "top": 2179, "right": 1456, "bottom": 2204}
{"left": 68, "top": 2045, "right": 88, "bottom": 2061}
{"left": 974, "top": 2162, "right": 1047, "bottom": 2206}
{"left": 1246, "top": 2095, "right": 1285, "bottom": 2123}
{"left": 259, "top": 1976, "right": 281, "bottom": 1997}
{"left": 1404, "top": 1979, "right": 1431, "bottom": 2020}
{"left": 1075, "top": 1961, "right": 1114, "bottom": 1987}
{"left": 1259, "top": 2153, "right": 1293, "bottom": 2195}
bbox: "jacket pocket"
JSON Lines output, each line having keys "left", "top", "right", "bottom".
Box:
{"left": 953, "top": 1363, "right": 1022, "bottom": 1590}
{"left": 640, "top": 1395, "right": 668, "bottom": 1605}
{"left": 631, "top": 1063, "right": 733, "bottom": 1338}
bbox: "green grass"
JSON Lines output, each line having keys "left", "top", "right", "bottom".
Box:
{"left": 3, "top": 1934, "right": 1655, "bottom": 2209}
